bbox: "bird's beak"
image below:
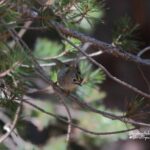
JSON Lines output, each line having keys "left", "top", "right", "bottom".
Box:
{"left": 74, "top": 81, "right": 82, "bottom": 85}
{"left": 75, "top": 79, "right": 83, "bottom": 86}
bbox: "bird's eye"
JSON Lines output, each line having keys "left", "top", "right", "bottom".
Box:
{"left": 73, "top": 78, "right": 77, "bottom": 82}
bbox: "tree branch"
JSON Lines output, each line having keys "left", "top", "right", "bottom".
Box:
{"left": 18, "top": 99, "right": 138, "bottom": 136}
{"left": 137, "top": 46, "right": 150, "bottom": 57}
{"left": 68, "top": 94, "right": 150, "bottom": 127}
{"left": 20, "top": 50, "right": 103, "bottom": 68}
{"left": 53, "top": 24, "right": 150, "bottom": 99}
{"left": 50, "top": 21, "right": 150, "bottom": 66}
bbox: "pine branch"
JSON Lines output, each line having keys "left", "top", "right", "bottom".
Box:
{"left": 50, "top": 21, "right": 150, "bottom": 66}
{"left": 52, "top": 24, "right": 150, "bottom": 99}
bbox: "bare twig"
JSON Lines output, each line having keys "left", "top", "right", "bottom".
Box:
{"left": 137, "top": 65, "right": 150, "bottom": 93}
{"left": 17, "top": 99, "right": 138, "bottom": 136}
{"left": 17, "top": 21, "right": 33, "bottom": 39}
{"left": 34, "top": 81, "right": 150, "bottom": 127}
{"left": 0, "top": 98, "right": 23, "bottom": 143}
{"left": 0, "top": 69, "right": 12, "bottom": 78}
{"left": 49, "top": 82, "right": 150, "bottom": 127}
{"left": 69, "top": 94, "right": 150, "bottom": 127}
{"left": 0, "top": 0, "right": 6, "bottom": 5}
{"left": 9, "top": 21, "right": 32, "bottom": 48}
{"left": 36, "top": 50, "right": 69, "bottom": 60}
{"left": 137, "top": 46, "right": 150, "bottom": 57}
{"left": 20, "top": 50, "right": 103, "bottom": 68}
{"left": 0, "top": 61, "right": 22, "bottom": 78}
{"left": 58, "top": 96, "right": 72, "bottom": 148}
{"left": 15, "top": 26, "right": 47, "bottom": 30}
{"left": 22, "top": 86, "right": 150, "bottom": 128}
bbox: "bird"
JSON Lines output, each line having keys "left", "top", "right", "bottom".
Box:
{"left": 51, "top": 59, "right": 83, "bottom": 92}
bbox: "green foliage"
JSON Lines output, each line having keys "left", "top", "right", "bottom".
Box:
{"left": 39, "top": 0, "right": 104, "bottom": 31}
{"left": 64, "top": 38, "right": 81, "bottom": 52}
{"left": 0, "top": 99, "right": 19, "bottom": 117}
{"left": 40, "top": 8, "right": 61, "bottom": 27}
{"left": 66, "top": 0, "right": 103, "bottom": 30}
{"left": 50, "top": 69, "right": 57, "bottom": 82}
{"left": 0, "top": 2, "right": 20, "bottom": 25}
{"left": 0, "top": 2, "right": 20, "bottom": 44}
{"left": 80, "top": 59, "right": 106, "bottom": 84}
{"left": 89, "top": 68, "right": 106, "bottom": 84}
{"left": 112, "top": 16, "right": 140, "bottom": 52}
{"left": 34, "top": 38, "right": 63, "bottom": 58}
{"left": 0, "top": 144, "right": 8, "bottom": 150}
{"left": 0, "top": 42, "right": 25, "bottom": 72}
{"left": 44, "top": 137, "right": 67, "bottom": 150}
{"left": 77, "top": 60, "right": 106, "bottom": 101}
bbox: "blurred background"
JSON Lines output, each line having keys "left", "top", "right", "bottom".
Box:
{"left": 0, "top": 0, "right": 150, "bottom": 149}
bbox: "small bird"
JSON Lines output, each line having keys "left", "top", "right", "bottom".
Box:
{"left": 52, "top": 59, "right": 83, "bottom": 92}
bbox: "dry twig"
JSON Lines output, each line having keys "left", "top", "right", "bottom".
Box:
{"left": 17, "top": 99, "right": 138, "bottom": 136}
{"left": 58, "top": 96, "right": 72, "bottom": 149}
{"left": 137, "top": 46, "right": 150, "bottom": 57}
